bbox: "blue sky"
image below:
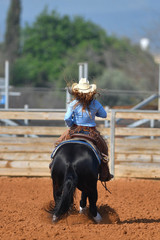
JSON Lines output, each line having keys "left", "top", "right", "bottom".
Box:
{"left": 0, "top": 0, "right": 160, "bottom": 47}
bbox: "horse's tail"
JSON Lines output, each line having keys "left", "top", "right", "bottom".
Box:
{"left": 54, "top": 164, "right": 77, "bottom": 219}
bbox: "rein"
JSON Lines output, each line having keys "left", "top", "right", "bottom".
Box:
{"left": 100, "top": 181, "right": 112, "bottom": 194}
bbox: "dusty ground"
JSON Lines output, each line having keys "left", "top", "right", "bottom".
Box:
{"left": 0, "top": 177, "right": 160, "bottom": 240}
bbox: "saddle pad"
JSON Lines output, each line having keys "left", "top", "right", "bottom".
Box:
{"left": 51, "top": 139, "right": 101, "bottom": 164}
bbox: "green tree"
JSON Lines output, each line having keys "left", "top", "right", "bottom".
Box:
{"left": 12, "top": 9, "right": 107, "bottom": 87}
{"left": 4, "top": 0, "right": 21, "bottom": 64}
{"left": 12, "top": 8, "right": 156, "bottom": 98}
{"left": 97, "top": 69, "right": 141, "bottom": 106}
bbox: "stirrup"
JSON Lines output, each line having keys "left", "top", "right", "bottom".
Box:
{"left": 101, "top": 153, "right": 109, "bottom": 163}
{"left": 98, "top": 173, "right": 114, "bottom": 182}
{"left": 99, "top": 173, "right": 114, "bottom": 182}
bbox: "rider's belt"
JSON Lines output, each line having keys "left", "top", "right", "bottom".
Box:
{"left": 73, "top": 124, "right": 96, "bottom": 131}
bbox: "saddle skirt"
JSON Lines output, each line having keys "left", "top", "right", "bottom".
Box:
{"left": 50, "top": 138, "right": 101, "bottom": 165}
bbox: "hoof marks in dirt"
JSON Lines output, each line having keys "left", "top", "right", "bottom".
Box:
{"left": 45, "top": 202, "right": 120, "bottom": 225}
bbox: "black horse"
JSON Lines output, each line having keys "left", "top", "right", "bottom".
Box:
{"left": 50, "top": 140, "right": 102, "bottom": 223}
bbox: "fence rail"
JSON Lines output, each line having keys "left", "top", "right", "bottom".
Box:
{"left": 109, "top": 110, "right": 160, "bottom": 179}
{"left": 0, "top": 109, "right": 160, "bottom": 178}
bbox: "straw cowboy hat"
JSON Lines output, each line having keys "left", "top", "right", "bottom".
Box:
{"left": 72, "top": 78, "right": 97, "bottom": 93}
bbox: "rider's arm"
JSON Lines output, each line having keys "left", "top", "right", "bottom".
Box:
{"left": 64, "top": 104, "right": 74, "bottom": 127}
{"left": 95, "top": 100, "right": 107, "bottom": 118}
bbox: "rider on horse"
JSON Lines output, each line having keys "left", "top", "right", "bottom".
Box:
{"left": 51, "top": 78, "right": 113, "bottom": 182}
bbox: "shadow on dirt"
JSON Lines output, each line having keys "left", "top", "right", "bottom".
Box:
{"left": 119, "top": 218, "right": 160, "bottom": 224}
{"left": 44, "top": 201, "right": 120, "bottom": 225}
{"left": 45, "top": 201, "right": 160, "bottom": 226}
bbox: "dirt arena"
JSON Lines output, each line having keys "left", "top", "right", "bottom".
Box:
{"left": 0, "top": 177, "right": 160, "bottom": 240}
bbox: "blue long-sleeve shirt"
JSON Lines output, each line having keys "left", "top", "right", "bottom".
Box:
{"left": 64, "top": 99, "right": 107, "bottom": 127}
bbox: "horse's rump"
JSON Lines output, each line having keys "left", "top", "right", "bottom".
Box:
{"left": 50, "top": 139, "right": 101, "bottom": 168}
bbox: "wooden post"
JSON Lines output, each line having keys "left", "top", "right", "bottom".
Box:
{"left": 110, "top": 110, "right": 116, "bottom": 176}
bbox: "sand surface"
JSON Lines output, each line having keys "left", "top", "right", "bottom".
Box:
{"left": 0, "top": 177, "right": 160, "bottom": 240}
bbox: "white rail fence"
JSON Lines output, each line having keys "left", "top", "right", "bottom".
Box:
{"left": 0, "top": 109, "right": 160, "bottom": 178}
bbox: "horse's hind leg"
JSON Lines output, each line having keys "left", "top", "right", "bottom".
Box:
{"left": 79, "top": 192, "right": 87, "bottom": 213}
{"left": 88, "top": 189, "right": 102, "bottom": 223}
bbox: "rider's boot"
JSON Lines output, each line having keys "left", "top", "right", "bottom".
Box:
{"left": 99, "top": 154, "right": 114, "bottom": 182}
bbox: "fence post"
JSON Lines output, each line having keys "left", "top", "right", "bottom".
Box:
{"left": 78, "top": 62, "right": 88, "bottom": 80}
{"left": 84, "top": 62, "right": 88, "bottom": 79}
{"left": 24, "top": 104, "right": 29, "bottom": 137}
{"left": 5, "top": 61, "right": 9, "bottom": 109}
{"left": 104, "top": 106, "right": 109, "bottom": 141}
{"left": 150, "top": 119, "right": 154, "bottom": 140}
{"left": 66, "top": 88, "right": 71, "bottom": 111}
{"left": 110, "top": 110, "right": 116, "bottom": 176}
{"left": 104, "top": 106, "right": 109, "bottom": 128}
{"left": 78, "top": 63, "right": 83, "bottom": 81}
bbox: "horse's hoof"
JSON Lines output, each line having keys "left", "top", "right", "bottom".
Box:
{"left": 52, "top": 214, "right": 58, "bottom": 222}
{"left": 110, "top": 174, "right": 114, "bottom": 179}
{"left": 93, "top": 212, "right": 102, "bottom": 223}
{"left": 79, "top": 206, "right": 87, "bottom": 214}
